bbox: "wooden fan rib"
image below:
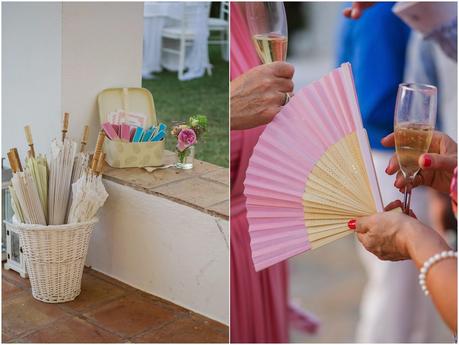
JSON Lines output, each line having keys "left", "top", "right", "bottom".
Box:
{"left": 307, "top": 171, "right": 367, "bottom": 207}
{"left": 303, "top": 191, "right": 372, "bottom": 215}
{"left": 309, "top": 229, "right": 352, "bottom": 249}
{"left": 307, "top": 225, "right": 348, "bottom": 240}
{"left": 329, "top": 134, "right": 374, "bottom": 203}
{"left": 304, "top": 210, "right": 355, "bottom": 219}
{"left": 307, "top": 133, "right": 372, "bottom": 204}
{"left": 307, "top": 219, "right": 348, "bottom": 230}
{"left": 305, "top": 180, "right": 368, "bottom": 212}
{"left": 315, "top": 150, "right": 370, "bottom": 206}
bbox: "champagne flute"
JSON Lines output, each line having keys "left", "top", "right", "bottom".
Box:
{"left": 394, "top": 83, "right": 437, "bottom": 214}
{"left": 245, "top": 2, "right": 288, "bottom": 64}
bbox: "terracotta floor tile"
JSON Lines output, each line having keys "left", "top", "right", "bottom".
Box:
{"left": 2, "top": 269, "right": 30, "bottom": 289}
{"left": 2, "top": 330, "right": 14, "bottom": 342}
{"left": 2, "top": 293, "right": 68, "bottom": 337}
{"left": 2, "top": 278, "right": 23, "bottom": 300}
{"left": 59, "top": 272, "right": 126, "bottom": 313}
{"left": 19, "top": 316, "right": 124, "bottom": 343}
{"left": 133, "top": 315, "right": 229, "bottom": 343}
{"left": 87, "top": 269, "right": 136, "bottom": 293}
{"left": 84, "top": 293, "right": 177, "bottom": 337}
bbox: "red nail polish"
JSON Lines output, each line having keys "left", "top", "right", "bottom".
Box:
{"left": 423, "top": 155, "right": 432, "bottom": 168}
{"left": 348, "top": 219, "right": 356, "bottom": 230}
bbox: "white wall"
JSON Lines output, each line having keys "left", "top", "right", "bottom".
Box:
{"left": 2, "top": 2, "right": 143, "bottom": 159}
{"left": 2, "top": 2, "right": 62, "bottom": 159}
{"left": 87, "top": 181, "right": 230, "bottom": 325}
{"left": 61, "top": 2, "right": 143, "bottom": 150}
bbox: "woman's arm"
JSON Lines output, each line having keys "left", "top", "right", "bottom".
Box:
{"left": 405, "top": 223, "right": 457, "bottom": 334}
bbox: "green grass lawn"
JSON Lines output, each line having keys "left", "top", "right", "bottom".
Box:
{"left": 142, "top": 45, "right": 229, "bottom": 168}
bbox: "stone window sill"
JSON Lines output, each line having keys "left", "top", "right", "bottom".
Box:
{"left": 101, "top": 150, "right": 229, "bottom": 220}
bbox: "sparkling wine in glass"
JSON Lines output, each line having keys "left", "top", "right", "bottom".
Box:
{"left": 245, "top": 2, "right": 288, "bottom": 64}
{"left": 394, "top": 83, "right": 437, "bottom": 214}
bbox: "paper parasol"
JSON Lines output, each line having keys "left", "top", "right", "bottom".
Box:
{"left": 68, "top": 146, "right": 108, "bottom": 224}
{"left": 25, "top": 154, "right": 48, "bottom": 223}
{"left": 7, "top": 149, "right": 46, "bottom": 225}
{"left": 48, "top": 137, "right": 77, "bottom": 225}
{"left": 244, "top": 62, "right": 383, "bottom": 271}
{"left": 9, "top": 186, "right": 24, "bottom": 223}
{"left": 72, "top": 125, "right": 90, "bottom": 184}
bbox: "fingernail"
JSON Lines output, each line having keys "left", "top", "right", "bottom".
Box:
{"left": 351, "top": 8, "right": 357, "bottom": 18}
{"left": 348, "top": 219, "right": 356, "bottom": 230}
{"left": 423, "top": 155, "right": 432, "bottom": 168}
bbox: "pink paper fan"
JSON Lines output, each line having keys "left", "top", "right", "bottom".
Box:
{"left": 244, "top": 63, "right": 383, "bottom": 272}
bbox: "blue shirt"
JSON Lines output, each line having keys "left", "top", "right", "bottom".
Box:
{"left": 336, "top": 3, "right": 411, "bottom": 150}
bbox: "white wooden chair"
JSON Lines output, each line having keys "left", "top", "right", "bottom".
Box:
{"left": 208, "top": 1, "right": 229, "bottom": 61}
{"left": 161, "top": 2, "right": 212, "bottom": 80}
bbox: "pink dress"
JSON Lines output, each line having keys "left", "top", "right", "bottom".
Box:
{"left": 230, "top": 3, "right": 318, "bottom": 342}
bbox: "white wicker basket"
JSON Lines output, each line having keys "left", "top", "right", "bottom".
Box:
{"left": 4, "top": 219, "right": 97, "bottom": 303}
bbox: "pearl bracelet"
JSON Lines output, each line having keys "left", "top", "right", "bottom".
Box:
{"left": 419, "top": 250, "right": 457, "bottom": 296}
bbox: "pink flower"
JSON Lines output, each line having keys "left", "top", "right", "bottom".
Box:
{"left": 177, "top": 128, "right": 197, "bottom": 152}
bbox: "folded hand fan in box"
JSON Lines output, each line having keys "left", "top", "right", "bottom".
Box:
{"left": 244, "top": 62, "right": 384, "bottom": 272}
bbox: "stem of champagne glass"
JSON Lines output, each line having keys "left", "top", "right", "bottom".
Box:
{"left": 403, "top": 175, "right": 414, "bottom": 215}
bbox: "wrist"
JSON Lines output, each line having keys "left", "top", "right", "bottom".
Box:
{"left": 405, "top": 220, "right": 451, "bottom": 269}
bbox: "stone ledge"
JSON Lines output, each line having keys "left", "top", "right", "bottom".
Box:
{"left": 101, "top": 150, "right": 229, "bottom": 220}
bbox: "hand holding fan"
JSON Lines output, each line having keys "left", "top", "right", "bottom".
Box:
{"left": 244, "top": 63, "right": 383, "bottom": 271}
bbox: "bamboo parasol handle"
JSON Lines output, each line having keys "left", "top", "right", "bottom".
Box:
{"left": 7, "top": 151, "right": 18, "bottom": 173}
{"left": 24, "top": 125, "right": 35, "bottom": 158}
{"left": 11, "top": 148, "right": 23, "bottom": 172}
{"left": 80, "top": 125, "right": 89, "bottom": 152}
{"left": 8, "top": 148, "right": 22, "bottom": 173}
{"left": 91, "top": 130, "right": 106, "bottom": 172}
{"left": 62, "top": 112, "right": 70, "bottom": 142}
{"left": 95, "top": 152, "right": 106, "bottom": 176}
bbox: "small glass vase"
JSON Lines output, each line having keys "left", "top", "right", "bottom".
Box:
{"left": 175, "top": 145, "right": 195, "bottom": 170}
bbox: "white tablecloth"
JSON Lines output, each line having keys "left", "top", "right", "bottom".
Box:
{"left": 143, "top": 2, "right": 210, "bottom": 80}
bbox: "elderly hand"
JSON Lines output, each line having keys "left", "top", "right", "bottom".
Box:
{"left": 230, "top": 61, "right": 294, "bottom": 130}
{"left": 350, "top": 200, "right": 449, "bottom": 262}
{"left": 350, "top": 201, "right": 417, "bottom": 261}
{"left": 383, "top": 131, "right": 458, "bottom": 194}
